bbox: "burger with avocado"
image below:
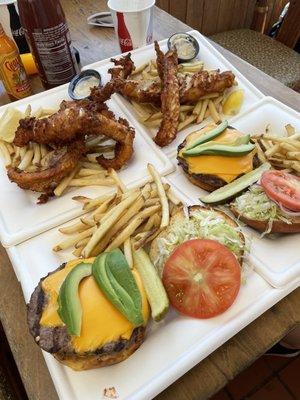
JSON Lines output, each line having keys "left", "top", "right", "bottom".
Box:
{"left": 27, "top": 250, "right": 150, "bottom": 371}
{"left": 177, "top": 120, "right": 260, "bottom": 192}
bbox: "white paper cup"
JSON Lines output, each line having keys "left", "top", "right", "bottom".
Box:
{"left": 108, "top": 0, "right": 155, "bottom": 53}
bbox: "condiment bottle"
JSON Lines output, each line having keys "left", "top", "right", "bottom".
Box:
{"left": 17, "top": 0, "right": 79, "bottom": 89}
{"left": 0, "top": 22, "right": 31, "bottom": 101}
{"left": 7, "top": 2, "right": 30, "bottom": 54}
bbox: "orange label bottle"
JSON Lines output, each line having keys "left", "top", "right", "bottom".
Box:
{"left": 0, "top": 23, "right": 31, "bottom": 101}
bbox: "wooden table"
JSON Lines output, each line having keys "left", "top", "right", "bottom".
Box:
{"left": 0, "top": 1, "right": 299, "bottom": 399}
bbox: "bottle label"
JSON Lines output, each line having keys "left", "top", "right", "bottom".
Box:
{"left": 27, "top": 22, "right": 78, "bottom": 86}
{"left": 116, "top": 12, "right": 133, "bottom": 53}
{"left": 0, "top": 50, "right": 31, "bottom": 99}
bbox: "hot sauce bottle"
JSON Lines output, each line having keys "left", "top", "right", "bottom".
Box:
{"left": 17, "top": 0, "right": 79, "bottom": 89}
{"left": 0, "top": 23, "right": 31, "bottom": 101}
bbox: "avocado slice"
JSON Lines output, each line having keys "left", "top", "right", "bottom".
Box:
{"left": 58, "top": 262, "right": 92, "bottom": 336}
{"left": 200, "top": 163, "right": 271, "bottom": 204}
{"left": 185, "top": 120, "right": 228, "bottom": 150}
{"left": 232, "top": 134, "right": 251, "bottom": 145}
{"left": 183, "top": 142, "right": 255, "bottom": 157}
{"left": 92, "top": 250, "right": 144, "bottom": 326}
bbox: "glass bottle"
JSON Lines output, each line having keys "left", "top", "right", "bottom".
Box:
{"left": 0, "top": 22, "right": 31, "bottom": 101}
{"left": 17, "top": 0, "right": 79, "bottom": 89}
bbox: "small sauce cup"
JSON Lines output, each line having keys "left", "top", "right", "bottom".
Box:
{"left": 167, "top": 33, "right": 199, "bottom": 63}
{"left": 68, "top": 69, "right": 102, "bottom": 100}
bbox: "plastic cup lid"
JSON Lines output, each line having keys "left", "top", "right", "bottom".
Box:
{"left": 107, "top": 0, "right": 155, "bottom": 12}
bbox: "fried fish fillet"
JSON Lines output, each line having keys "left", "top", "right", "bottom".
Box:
{"left": 113, "top": 70, "right": 235, "bottom": 106}
{"left": 108, "top": 53, "right": 135, "bottom": 79}
{"left": 154, "top": 49, "right": 180, "bottom": 147}
{"left": 179, "top": 70, "right": 235, "bottom": 103}
{"left": 7, "top": 141, "right": 85, "bottom": 194}
{"left": 154, "top": 40, "right": 164, "bottom": 81}
{"left": 13, "top": 99, "right": 135, "bottom": 170}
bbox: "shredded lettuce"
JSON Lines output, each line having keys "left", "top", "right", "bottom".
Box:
{"left": 154, "top": 208, "right": 244, "bottom": 274}
{"left": 232, "top": 185, "right": 291, "bottom": 234}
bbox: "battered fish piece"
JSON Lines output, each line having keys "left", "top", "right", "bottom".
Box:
{"left": 154, "top": 49, "right": 180, "bottom": 147}
{"left": 7, "top": 141, "right": 85, "bottom": 194}
{"left": 113, "top": 78, "right": 162, "bottom": 105}
{"left": 180, "top": 70, "right": 235, "bottom": 103}
{"left": 97, "top": 116, "right": 135, "bottom": 170}
{"left": 114, "top": 70, "right": 235, "bottom": 106}
{"left": 13, "top": 99, "right": 135, "bottom": 170}
{"left": 108, "top": 53, "right": 135, "bottom": 79}
{"left": 154, "top": 40, "right": 164, "bottom": 81}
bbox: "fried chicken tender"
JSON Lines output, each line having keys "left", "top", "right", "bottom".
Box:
{"left": 154, "top": 49, "right": 180, "bottom": 147}
{"left": 7, "top": 141, "right": 85, "bottom": 194}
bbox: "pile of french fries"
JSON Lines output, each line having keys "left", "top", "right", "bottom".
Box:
{"left": 129, "top": 58, "right": 237, "bottom": 132}
{"left": 53, "top": 164, "right": 182, "bottom": 265}
{"left": 252, "top": 123, "right": 300, "bottom": 175}
{"left": 0, "top": 106, "right": 122, "bottom": 197}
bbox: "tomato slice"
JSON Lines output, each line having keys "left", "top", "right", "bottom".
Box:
{"left": 162, "top": 239, "right": 241, "bottom": 319}
{"left": 261, "top": 171, "right": 300, "bottom": 212}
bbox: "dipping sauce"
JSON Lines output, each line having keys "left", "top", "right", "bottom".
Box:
{"left": 74, "top": 76, "right": 100, "bottom": 97}
{"left": 68, "top": 69, "right": 101, "bottom": 100}
{"left": 168, "top": 33, "right": 199, "bottom": 62}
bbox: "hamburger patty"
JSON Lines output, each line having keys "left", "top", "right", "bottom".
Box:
{"left": 177, "top": 136, "right": 260, "bottom": 191}
{"left": 27, "top": 263, "right": 145, "bottom": 356}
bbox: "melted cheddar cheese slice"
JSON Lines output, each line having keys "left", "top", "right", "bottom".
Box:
{"left": 182, "top": 126, "right": 255, "bottom": 183}
{"left": 40, "top": 258, "right": 149, "bottom": 353}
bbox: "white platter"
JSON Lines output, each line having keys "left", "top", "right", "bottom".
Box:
{"left": 83, "top": 30, "right": 264, "bottom": 157}
{"left": 167, "top": 96, "right": 300, "bottom": 288}
{"left": 0, "top": 88, "right": 174, "bottom": 247}
{"left": 7, "top": 181, "right": 299, "bottom": 400}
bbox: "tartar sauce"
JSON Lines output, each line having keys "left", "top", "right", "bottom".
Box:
{"left": 168, "top": 33, "right": 199, "bottom": 62}
{"left": 74, "top": 76, "right": 100, "bottom": 97}
{"left": 173, "top": 37, "right": 196, "bottom": 59}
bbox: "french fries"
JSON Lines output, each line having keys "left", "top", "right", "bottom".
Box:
{"left": 147, "top": 163, "right": 169, "bottom": 228}
{"left": 253, "top": 123, "right": 300, "bottom": 175}
{"left": 53, "top": 165, "right": 183, "bottom": 258}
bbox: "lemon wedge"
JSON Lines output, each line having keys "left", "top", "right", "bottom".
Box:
{"left": 222, "top": 90, "right": 244, "bottom": 116}
{"left": 0, "top": 108, "right": 24, "bottom": 143}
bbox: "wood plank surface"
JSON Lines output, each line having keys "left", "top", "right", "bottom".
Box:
{"left": 276, "top": 0, "right": 300, "bottom": 48}
{"left": 202, "top": 0, "right": 221, "bottom": 36}
{"left": 186, "top": 0, "right": 205, "bottom": 32}
{"left": 169, "top": 0, "right": 187, "bottom": 23}
{"left": 0, "top": 1, "right": 299, "bottom": 400}
{"left": 216, "top": 0, "right": 236, "bottom": 33}
{"left": 231, "top": 0, "right": 251, "bottom": 30}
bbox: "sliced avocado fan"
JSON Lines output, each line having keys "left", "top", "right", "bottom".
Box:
{"left": 183, "top": 142, "right": 255, "bottom": 157}
{"left": 92, "top": 249, "right": 144, "bottom": 326}
{"left": 58, "top": 262, "right": 92, "bottom": 336}
{"left": 185, "top": 120, "right": 228, "bottom": 150}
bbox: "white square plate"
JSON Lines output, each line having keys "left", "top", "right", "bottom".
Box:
{"left": 167, "top": 96, "right": 300, "bottom": 288}
{"left": 0, "top": 89, "right": 174, "bottom": 247}
{"left": 83, "top": 30, "right": 263, "bottom": 157}
{"left": 7, "top": 182, "right": 298, "bottom": 400}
